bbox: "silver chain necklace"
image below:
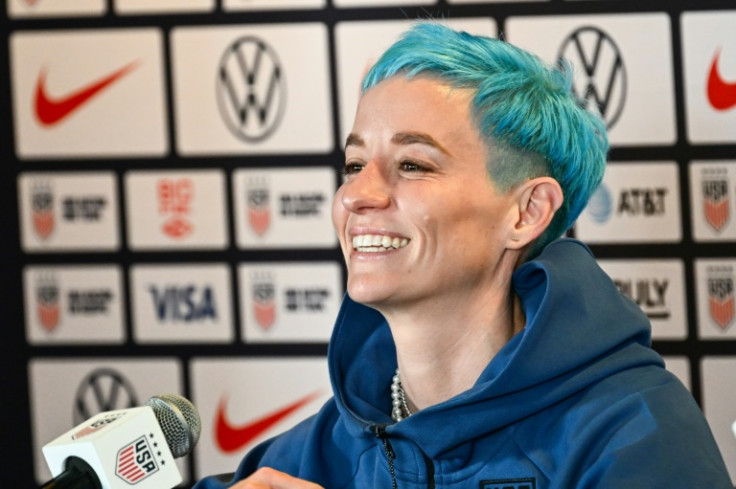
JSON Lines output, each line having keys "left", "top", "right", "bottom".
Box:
{"left": 390, "top": 368, "right": 412, "bottom": 422}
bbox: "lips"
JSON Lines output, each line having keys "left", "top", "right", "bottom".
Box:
{"left": 352, "top": 233, "right": 409, "bottom": 252}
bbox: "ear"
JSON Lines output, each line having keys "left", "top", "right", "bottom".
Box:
{"left": 507, "top": 177, "right": 563, "bottom": 250}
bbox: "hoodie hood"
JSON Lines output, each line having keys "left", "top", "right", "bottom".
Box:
{"left": 327, "top": 239, "right": 664, "bottom": 458}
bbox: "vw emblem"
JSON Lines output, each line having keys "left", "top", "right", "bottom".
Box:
{"left": 217, "top": 36, "right": 286, "bottom": 143}
{"left": 73, "top": 368, "right": 138, "bottom": 424}
{"left": 557, "top": 26, "right": 627, "bottom": 129}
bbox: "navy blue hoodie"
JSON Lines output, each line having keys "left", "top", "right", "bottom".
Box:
{"left": 194, "top": 239, "right": 731, "bottom": 488}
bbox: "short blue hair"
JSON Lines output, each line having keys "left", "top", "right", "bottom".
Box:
{"left": 362, "top": 23, "right": 608, "bottom": 257}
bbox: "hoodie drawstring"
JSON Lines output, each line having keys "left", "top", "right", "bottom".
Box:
{"left": 373, "top": 426, "right": 398, "bottom": 489}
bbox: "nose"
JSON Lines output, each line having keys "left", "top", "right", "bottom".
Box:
{"left": 340, "top": 162, "right": 391, "bottom": 213}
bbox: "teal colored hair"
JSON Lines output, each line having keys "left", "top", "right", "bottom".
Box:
{"left": 362, "top": 23, "right": 609, "bottom": 258}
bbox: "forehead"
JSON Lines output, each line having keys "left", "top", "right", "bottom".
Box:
{"left": 351, "top": 76, "right": 479, "bottom": 143}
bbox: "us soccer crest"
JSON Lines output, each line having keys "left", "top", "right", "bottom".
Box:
{"left": 252, "top": 275, "right": 276, "bottom": 330}
{"left": 31, "top": 181, "right": 54, "bottom": 241}
{"left": 703, "top": 178, "right": 730, "bottom": 232}
{"left": 115, "top": 435, "right": 159, "bottom": 484}
{"left": 247, "top": 181, "right": 270, "bottom": 236}
{"left": 708, "top": 274, "right": 734, "bottom": 330}
{"left": 36, "top": 274, "right": 60, "bottom": 332}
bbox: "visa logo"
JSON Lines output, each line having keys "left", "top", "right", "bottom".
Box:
{"left": 148, "top": 285, "right": 217, "bottom": 322}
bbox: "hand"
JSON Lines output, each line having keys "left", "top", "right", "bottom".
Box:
{"left": 230, "top": 467, "right": 325, "bottom": 489}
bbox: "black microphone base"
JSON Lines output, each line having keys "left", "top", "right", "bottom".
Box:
{"left": 40, "top": 456, "right": 102, "bottom": 489}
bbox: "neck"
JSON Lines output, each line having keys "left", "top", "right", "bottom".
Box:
{"left": 381, "top": 283, "right": 525, "bottom": 412}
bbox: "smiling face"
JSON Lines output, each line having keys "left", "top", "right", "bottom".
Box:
{"left": 332, "top": 76, "right": 521, "bottom": 312}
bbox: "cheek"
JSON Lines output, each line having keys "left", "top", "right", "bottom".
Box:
{"left": 331, "top": 189, "right": 345, "bottom": 230}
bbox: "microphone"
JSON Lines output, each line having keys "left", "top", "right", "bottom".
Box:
{"left": 41, "top": 394, "right": 201, "bottom": 489}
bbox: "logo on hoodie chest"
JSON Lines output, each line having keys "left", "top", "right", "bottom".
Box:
{"left": 481, "top": 478, "right": 536, "bottom": 489}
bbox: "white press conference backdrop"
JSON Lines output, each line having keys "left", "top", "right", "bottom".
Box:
{"left": 3, "top": 1, "right": 736, "bottom": 487}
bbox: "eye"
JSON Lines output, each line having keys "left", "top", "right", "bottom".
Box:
{"left": 340, "top": 162, "right": 364, "bottom": 176}
{"left": 399, "top": 160, "right": 429, "bottom": 173}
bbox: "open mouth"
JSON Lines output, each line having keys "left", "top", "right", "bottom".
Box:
{"left": 352, "top": 234, "right": 410, "bottom": 252}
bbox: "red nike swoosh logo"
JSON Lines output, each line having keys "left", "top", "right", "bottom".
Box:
{"left": 707, "top": 48, "right": 736, "bottom": 111}
{"left": 215, "top": 390, "right": 322, "bottom": 453}
{"left": 34, "top": 61, "right": 139, "bottom": 126}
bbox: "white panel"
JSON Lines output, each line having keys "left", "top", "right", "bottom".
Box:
{"left": 191, "top": 358, "right": 332, "bottom": 478}
{"left": 233, "top": 167, "right": 337, "bottom": 249}
{"left": 689, "top": 161, "right": 736, "bottom": 241}
{"left": 576, "top": 162, "right": 681, "bottom": 243}
{"left": 239, "top": 262, "right": 342, "bottom": 343}
{"left": 125, "top": 170, "right": 228, "bottom": 250}
{"left": 171, "top": 24, "right": 333, "bottom": 155}
{"left": 694, "top": 259, "right": 736, "bottom": 339}
{"left": 506, "top": 13, "right": 676, "bottom": 146}
{"left": 18, "top": 172, "right": 119, "bottom": 252}
{"left": 29, "top": 359, "right": 184, "bottom": 484}
{"left": 682, "top": 11, "right": 736, "bottom": 143}
{"left": 701, "top": 357, "right": 736, "bottom": 485}
{"left": 10, "top": 29, "right": 167, "bottom": 159}
{"left": 597, "top": 259, "right": 687, "bottom": 339}
{"left": 131, "top": 264, "right": 234, "bottom": 344}
{"left": 23, "top": 265, "right": 126, "bottom": 344}
{"left": 7, "top": 0, "right": 105, "bottom": 18}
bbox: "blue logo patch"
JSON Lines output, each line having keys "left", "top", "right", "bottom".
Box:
{"left": 480, "top": 478, "right": 536, "bottom": 489}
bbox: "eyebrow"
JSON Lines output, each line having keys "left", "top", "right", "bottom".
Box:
{"left": 344, "top": 131, "right": 451, "bottom": 156}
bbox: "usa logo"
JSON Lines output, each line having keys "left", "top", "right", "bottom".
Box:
{"left": 157, "top": 178, "right": 193, "bottom": 239}
{"left": 702, "top": 177, "right": 730, "bottom": 232}
{"left": 216, "top": 36, "right": 286, "bottom": 143}
{"left": 252, "top": 274, "right": 276, "bottom": 330}
{"left": 115, "top": 435, "right": 159, "bottom": 484}
{"left": 481, "top": 478, "right": 536, "bottom": 489}
{"left": 31, "top": 181, "right": 54, "bottom": 241}
{"left": 557, "top": 26, "right": 626, "bottom": 129}
{"left": 36, "top": 274, "right": 60, "bottom": 332}
{"left": 708, "top": 275, "right": 734, "bottom": 330}
{"left": 247, "top": 180, "right": 271, "bottom": 236}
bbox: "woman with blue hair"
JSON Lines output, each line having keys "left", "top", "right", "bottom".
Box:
{"left": 196, "top": 23, "right": 731, "bottom": 489}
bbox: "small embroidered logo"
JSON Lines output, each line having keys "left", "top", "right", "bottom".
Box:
{"left": 480, "top": 478, "right": 536, "bottom": 489}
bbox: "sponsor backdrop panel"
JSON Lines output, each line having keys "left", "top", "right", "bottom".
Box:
{"left": 233, "top": 166, "right": 337, "bottom": 249}
{"left": 124, "top": 169, "right": 229, "bottom": 250}
{"left": 238, "top": 262, "right": 341, "bottom": 343}
{"left": 505, "top": 14, "right": 676, "bottom": 146}
{"left": 702, "top": 357, "right": 736, "bottom": 482}
{"left": 689, "top": 161, "right": 736, "bottom": 241}
{"left": 18, "top": 171, "right": 120, "bottom": 252}
{"left": 115, "top": 0, "right": 216, "bottom": 15}
{"left": 171, "top": 23, "right": 333, "bottom": 155}
{"left": 10, "top": 29, "right": 168, "bottom": 159}
{"left": 597, "top": 259, "right": 687, "bottom": 340}
{"left": 190, "top": 358, "right": 332, "bottom": 478}
{"left": 223, "top": 0, "right": 326, "bottom": 11}
{"left": 681, "top": 11, "right": 736, "bottom": 144}
{"left": 29, "top": 358, "right": 185, "bottom": 483}
{"left": 130, "top": 263, "right": 234, "bottom": 344}
{"left": 695, "top": 259, "right": 736, "bottom": 339}
{"left": 3, "top": 2, "right": 736, "bottom": 488}
{"left": 7, "top": 0, "right": 105, "bottom": 18}
{"left": 576, "top": 162, "right": 682, "bottom": 243}
{"left": 23, "top": 264, "right": 125, "bottom": 345}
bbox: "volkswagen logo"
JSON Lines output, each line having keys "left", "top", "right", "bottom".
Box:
{"left": 216, "top": 36, "right": 286, "bottom": 143}
{"left": 557, "top": 26, "right": 627, "bottom": 129}
{"left": 73, "top": 368, "right": 138, "bottom": 424}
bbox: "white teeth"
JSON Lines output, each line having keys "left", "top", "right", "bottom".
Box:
{"left": 352, "top": 234, "right": 409, "bottom": 251}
